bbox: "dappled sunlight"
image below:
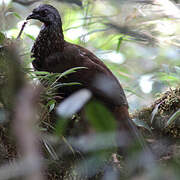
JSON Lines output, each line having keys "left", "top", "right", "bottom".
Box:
{"left": 5, "top": 28, "right": 19, "bottom": 38}
{"left": 139, "top": 75, "right": 153, "bottom": 94}
{"left": 5, "top": 21, "right": 40, "bottom": 39}
{"left": 97, "top": 50, "right": 125, "bottom": 64}
{"left": 66, "top": 26, "right": 89, "bottom": 42}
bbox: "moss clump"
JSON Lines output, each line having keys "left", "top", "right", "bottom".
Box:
{"left": 133, "top": 88, "right": 180, "bottom": 138}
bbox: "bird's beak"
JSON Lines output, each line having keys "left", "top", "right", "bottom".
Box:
{"left": 26, "top": 12, "right": 40, "bottom": 20}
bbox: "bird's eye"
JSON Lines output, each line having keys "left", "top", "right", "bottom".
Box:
{"left": 40, "top": 10, "right": 48, "bottom": 16}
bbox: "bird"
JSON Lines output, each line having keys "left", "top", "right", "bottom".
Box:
{"left": 26, "top": 4, "right": 147, "bottom": 154}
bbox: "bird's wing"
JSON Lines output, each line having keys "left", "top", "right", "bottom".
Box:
{"left": 45, "top": 42, "right": 128, "bottom": 107}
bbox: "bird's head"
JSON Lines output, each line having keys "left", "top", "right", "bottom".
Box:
{"left": 27, "top": 4, "right": 61, "bottom": 25}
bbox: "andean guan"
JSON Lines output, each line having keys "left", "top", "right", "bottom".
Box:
{"left": 27, "top": 4, "right": 146, "bottom": 152}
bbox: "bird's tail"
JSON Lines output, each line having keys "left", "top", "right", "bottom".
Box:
{"left": 113, "top": 106, "right": 147, "bottom": 154}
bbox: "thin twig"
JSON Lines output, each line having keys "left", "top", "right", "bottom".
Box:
{"left": 16, "top": 21, "right": 28, "bottom": 40}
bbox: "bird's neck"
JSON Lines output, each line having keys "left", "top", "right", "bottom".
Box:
{"left": 32, "top": 22, "right": 64, "bottom": 61}
{"left": 41, "top": 22, "right": 64, "bottom": 49}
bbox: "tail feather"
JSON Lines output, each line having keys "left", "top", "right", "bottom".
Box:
{"left": 113, "top": 106, "right": 147, "bottom": 152}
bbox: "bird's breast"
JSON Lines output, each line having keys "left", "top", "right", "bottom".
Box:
{"left": 31, "top": 29, "right": 64, "bottom": 62}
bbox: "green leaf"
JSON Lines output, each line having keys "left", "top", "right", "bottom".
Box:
{"left": 116, "top": 36, "right": 124, "bottom": 52}
{"left": 0, "top": 32, "right": 5, "bottom": 44}
{"left": 5, "top": 12, "right": 21, "bottom": 19}
{"left": 25, "top": 33, "right": 36, "bottom": 41}
{"left": 165, "top": 109, "right": 180, "bottom": 128}
{"left": 60, "top": 67, "right": 88, "bottom": 78}
{"left": 33, "top": 71, "right": 51, "bottom": 75}
{"left": 53, "top": 82, "right": 81, "bottom": 89}
{"left": 55, "top": 117, "right": 69, "bottom": 135}
{"left": 158, "top": 72, "right": 180, "bottom": 83}
{"left": 47, "top": 99, "right": 56, "bottom": 112}
{"left": 85, "top": 100, "right": 117, "bottom": 132}
{"left": 125, "top": 87, "right": 143, "bottom": 98}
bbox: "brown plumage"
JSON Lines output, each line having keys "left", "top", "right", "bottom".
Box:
{"left": 27, "top": 4, "right": 146, "bottom": 152}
